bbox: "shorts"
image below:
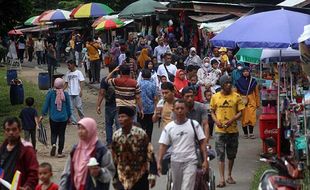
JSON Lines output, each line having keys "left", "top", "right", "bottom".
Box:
{"left": 215, "top": 132, "right": 239, "bottom": 162}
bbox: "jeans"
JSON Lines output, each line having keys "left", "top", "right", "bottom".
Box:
{"left": 49, "top": 119, "right": 67, "bottom": 154}
{"left": 24, "top": 129, "right": 36, "bottom": 149}
{"left": 171, "top": 160, "right": 197, "bottom": 190}
{"left": 36, "top": 51, "right": 43, "bottom": 65}
{"left": 90, "top": 59, "right": 101, "bottom": 82}
{"left": 18, "top": 49, "right": 25, "bottom": 63}
{"left": 70, "top": 95, "right": 84, "bottom": 124}
{"left": 137, "top": 113, "right": 154, "bottom": 141}
{"left": 105, "top": 105, "right": 120, "bottom": 145}
{"left": 75, "top": 51, "right": 82, "bottom": 66}
{"left": 47, "top": 64, "right": 55, "bottom": 87}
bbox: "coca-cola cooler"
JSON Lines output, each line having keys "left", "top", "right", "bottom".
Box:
{"left": 259, "top": 113, "right": 278, "bottom": 154}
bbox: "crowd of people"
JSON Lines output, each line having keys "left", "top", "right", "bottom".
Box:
{"left": 0, "top": 31, "right": 262, "bottom": 190}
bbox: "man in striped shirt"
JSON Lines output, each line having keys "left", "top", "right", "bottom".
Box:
{"left": 106, "top": 64, "right": 144, "bottom": 118}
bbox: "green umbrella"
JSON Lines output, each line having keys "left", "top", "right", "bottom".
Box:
{"left": 24, "top": 16, "right": 40, "bottom": 26}
{"left": 236, "top": 48, "right": 300, "bottom": 64}
{"left": 119, "top": 0, "right": 166, "bottom": 19}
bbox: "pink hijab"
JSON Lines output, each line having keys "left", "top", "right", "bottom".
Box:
{"left": 72, "top": 117, "right": 99, "bottom": 190}
{"left": 54, "top": 78, "right": 65, "bottom": 111}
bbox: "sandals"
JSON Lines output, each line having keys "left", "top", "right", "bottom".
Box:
{"left": 216, "top": 181, "right": 226, "bottom": 188}
{"left": 249, "top": 134, "right": 255, "bottom": 139}
{"left": 226, "top": 177, "right": 236, "bottom": 184}
{"left": 243, "top": 134, "right": 249, "bottom": 139}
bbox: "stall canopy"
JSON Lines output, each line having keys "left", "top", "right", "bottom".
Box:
{"left": 199, "top": 18, "right": 237, "bottom": 34}
{"left": 119, "top": 0, "right": 166, "bottom": 19}
{"left": 70, "top": 3, "right": 114, "bottom": 18}
{"left": 211, "top": 9, "right": 310, "bottom": 49}
{"left": 236, "top": 48, "right": 301, "bottom": 64}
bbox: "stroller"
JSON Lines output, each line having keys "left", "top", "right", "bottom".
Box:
{"left": 162, "top": 145, "right": 216, "bottom": 190}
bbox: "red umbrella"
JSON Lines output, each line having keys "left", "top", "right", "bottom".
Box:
{"left": 8, "top": 29, "right": 23, "bottom": 35}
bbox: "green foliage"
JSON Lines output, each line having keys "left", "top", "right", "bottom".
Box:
{"left": 85, "top": 0, "right": 138, "bottom": 12}
{"left": 0, "top": 68, "right": 45, "bottom": 143}
{"left": 58, "top": 0, "right": 83, "bottom": 11}
{"left": 250, "top": 163, "right": 271, "bottom": 190}
{"left": 0, "top": 0, "right": 32, "bottom": 36}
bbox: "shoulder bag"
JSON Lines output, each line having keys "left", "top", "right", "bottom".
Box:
{"left": 164, "top": 64, "right": 175, "bottom": 82}
{"left": 242, "top": 77, "right": 252, "bottom": 106}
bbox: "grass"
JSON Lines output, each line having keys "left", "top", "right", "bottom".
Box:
{"left": 250, "top": 163, "right": 271, "bottom": 190}
{"left": 0, "top": 67, "right": 45, "bottom": 142}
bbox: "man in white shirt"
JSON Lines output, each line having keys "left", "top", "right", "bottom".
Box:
{"left": 157, "top": 99, "right": 208, "bottom": 190}
{"left": 64, "top": 60, "right": 85, "bottom": 125}
{"left": 153, "top": 37, "right": 170, "bottom": 64}
{"left": 157, "top": 52, "right": 177, "bottom": 83}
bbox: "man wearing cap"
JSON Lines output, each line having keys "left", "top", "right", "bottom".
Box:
{"left": 210, "top": 75, "right": 245, "bottom": 188}
{"left": 181, "top": 86, "right": 210, "bottom": 143}
{"left": 64, "top": 60, "right": 85, "bottom": 125}
{"left": 112, "top": 106, "right": 157, "bottom": 190}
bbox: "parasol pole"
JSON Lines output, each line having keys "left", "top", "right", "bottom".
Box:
{"left": 290, "top": 70, "right": 293, "bottom": 102}
{"left": 277, "top": 49, "right": 282, "bottom": 158}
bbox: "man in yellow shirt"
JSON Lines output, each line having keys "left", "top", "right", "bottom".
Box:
{"left": 86, "top": 38, "right": 101, "bottom": 84}
{"left": 210, "top": 75, "right": 245, "bottom": 188}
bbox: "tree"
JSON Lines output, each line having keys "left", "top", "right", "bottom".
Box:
{"left": 0, "top": 0, "right": 32, "bottom": 36}
{"left": 58, "top": 0, "right": 83, "bottom": 10}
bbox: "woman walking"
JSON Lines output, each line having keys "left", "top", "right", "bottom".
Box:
{"left": 235, "top": 67, "right": 260, "bottom": 139}
{"left": 27, "top": 36, "right": 34, "bottom": 62}
{"left": 40, "top": 78, "right": 71, "bottom": 157}
{"left": 60, "top": 117, "right": 115, "bottom": 190}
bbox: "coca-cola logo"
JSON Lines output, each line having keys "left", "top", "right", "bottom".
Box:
{"left": 264, "top": 128, "right": 278, "bottom": 135}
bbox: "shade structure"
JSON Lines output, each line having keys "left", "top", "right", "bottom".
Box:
{"left": 70, "top": 3, "right": 114, "bottom": 18}
{"left": 39, "top": 9, "right": 71, "bottom": 22}
{"left": 119, "top": 0, "right": 166, "bottom": 19}
{"left": 236, "top": 48, "right": 301, "bottom": 64}
{"left": 211, "top": 9, "right": 310, "bottom": 49}
{"left": 8, "top": 29, "right": 23, "bottom": 35}
{"left": 24, "top": 16, "right": 40, "bottom": 25}
{"left": 95, "top": 19, "right": 124, "bottom": 30}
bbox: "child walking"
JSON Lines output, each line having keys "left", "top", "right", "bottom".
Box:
{"left": 35, "top": 162, "right": 59, "bottom": 190}
{"left": 19, "top": 97, "right": 39, "bottom": 149}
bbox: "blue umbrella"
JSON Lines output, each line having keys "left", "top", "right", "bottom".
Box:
{"left": 211, "top": 9, "right": 310, "bottom": 49}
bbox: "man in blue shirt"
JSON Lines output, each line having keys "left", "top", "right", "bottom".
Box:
{"left": 138, "top": 69, "right": 158, "bottom": 140}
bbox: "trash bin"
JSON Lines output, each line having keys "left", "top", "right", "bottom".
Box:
{"left": 52, "top": 74, "right": 64, "bottom": 87}
{"left": 38, "top": 72, "right": 50, "bottom": 90}
{"left": 10, "top": 79, "right": 24, "bottom": 105}
{"left": 7, "top": 69, "right": 17, "bottom": 85}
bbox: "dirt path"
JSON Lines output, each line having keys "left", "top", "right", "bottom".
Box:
{"left": 20, "top": 67, "right": 106, "bottom": 180}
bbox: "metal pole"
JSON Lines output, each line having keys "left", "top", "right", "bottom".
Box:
{"left": 277, "top": 49, "right": 282, "bottom": 158}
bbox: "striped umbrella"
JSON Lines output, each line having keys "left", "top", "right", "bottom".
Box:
{"left": 70, "top": 3, "right": 114, "bottom": 18}
{"left": 39, "top": 9, "right": 71, "bottom": 22}
{"left": 24, "top": 16, "right": 40, "bottom": 25}
{"left": 95, "top": 18, "right": 124, "bottom": 30}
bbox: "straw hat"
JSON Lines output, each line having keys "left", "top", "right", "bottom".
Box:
{"left": 87, "top": 157, "right": 99, "bottom": 167}
{"left": 218, "top": 47, "right": 227, "bottom": 52}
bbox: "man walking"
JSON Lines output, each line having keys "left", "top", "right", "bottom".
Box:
{"left": 153, "top": 37, "right": 169, "bottom": 64}
{"left": 181, "top": 86, "right": 210, "bottom": 143}
{"left": 106, "top": 64, "right": 143, "bottom": 118}
{"left": 0, "top": 117, "right": 39, "bottom": 190}
{"left": 86, "top": 37, "right": 101, "bottom": 84}
{"left": 210, "top": 75, "right": 245, "bottom": 188}
{"left": 138, "top": 69, "right": 158, "bottom": 140}
{"left": 97, "top": 63, "right": 120, "bottom": 147}
{"left": 157, "top": 99, "right": 208, "bottom": 190}
{"left": 112, "top": 106, "right": 157, "bottom": 190}
{"left": 64, "top": 60, "right": 85, "bottom": 125}
{"left": 157, "top": 52, "right": 177, "bottom": 83}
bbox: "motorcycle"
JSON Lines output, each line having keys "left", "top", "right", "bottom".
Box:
{"left": 258, "top": 137, "right": 304, "bottom": 190}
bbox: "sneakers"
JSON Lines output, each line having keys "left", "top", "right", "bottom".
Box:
{"left": 57, "top": 153, "right": 65, "bottom": 158}
{"left": 50, "top": 145, "right": 56, "bottom": 156}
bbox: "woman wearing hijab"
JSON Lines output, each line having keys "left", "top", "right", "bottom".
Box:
{"left": 235, "top": 67, "right": 260, "bottom": 139}
{"left": 173, "top": 69, "right": 188, "bottom": 98}
{"left": 40, "top": 78, "right": 71, "bottom": 157}
{"left": 184, "top": 47, "right": 202, "bottom": 68}
{"left": 137, "top": 48, "right": 151, "bottom": 69}
{"left": 231, "top": 61, "right": 245, "bottom": 86}
{"left": 60, "top": 117, "right": 115, "bottom": 190}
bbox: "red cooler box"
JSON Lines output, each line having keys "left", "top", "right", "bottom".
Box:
{"left": 259, "top": 114, "right": 278, "bottom": 154}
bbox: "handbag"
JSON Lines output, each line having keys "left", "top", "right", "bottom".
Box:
{"left": 164, "top": 64, "right": 175, "bottom": 82}
{"left": 38, "top": 122, "right": 48, "bottom": 146}
{"left": 242, "top": 77, "right": 252, "bottom": 106}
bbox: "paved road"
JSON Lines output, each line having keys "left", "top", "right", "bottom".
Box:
{"left": 23, "top": 62, "right": 262, "bottom": 190}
